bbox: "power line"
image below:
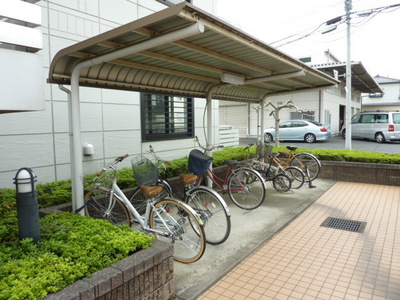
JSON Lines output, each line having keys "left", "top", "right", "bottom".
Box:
{"left": 270, "top": 3, "right": 400, "bottom": 48}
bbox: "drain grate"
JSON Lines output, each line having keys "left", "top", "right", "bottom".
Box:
{"left": 321, "top": 217, "right": 366, "bottom": 233}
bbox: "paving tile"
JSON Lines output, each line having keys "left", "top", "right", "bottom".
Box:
{"left": 199, "top": 182, "right": 400, "bottom": 300}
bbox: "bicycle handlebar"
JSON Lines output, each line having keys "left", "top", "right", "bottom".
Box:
{"left": 148, "top": 145, "right": 173, "bottom": 167}
{"left": 97, "top": 154, "right": 129, "bottom": 176}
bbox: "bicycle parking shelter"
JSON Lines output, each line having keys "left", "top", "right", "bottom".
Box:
{"left": 48, "top": 2, "right": 339, "bottom": 210}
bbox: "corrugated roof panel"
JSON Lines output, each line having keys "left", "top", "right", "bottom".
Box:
{"left": 48, "top": 3, "right": 339, "bottom": 103}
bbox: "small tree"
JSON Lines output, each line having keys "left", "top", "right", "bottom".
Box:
{"left": 264, "top": 100, "right": 305, "bottom": 147}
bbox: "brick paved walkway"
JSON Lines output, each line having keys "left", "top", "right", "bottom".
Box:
{"left": 199, "top": 182, "right": 400, "bottom": 300}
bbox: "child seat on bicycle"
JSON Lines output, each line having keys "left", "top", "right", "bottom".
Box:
{"left": 189, "top": 149, "right": 213, "bottom": 175}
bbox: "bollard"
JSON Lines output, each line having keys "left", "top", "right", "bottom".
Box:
{"left": 13, "top": 168, "right": 41, "bottom": 242}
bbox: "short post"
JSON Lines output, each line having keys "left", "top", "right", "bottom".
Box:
{"left": 13, "top": 168, "right": 41, "bottom": 242}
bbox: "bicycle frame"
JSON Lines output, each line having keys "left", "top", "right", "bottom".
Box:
{"left": 111, "top": 179, "right": 174, "bottom": 237}
{"left": 199, "top": 167, "right": 250, "bottom": 193}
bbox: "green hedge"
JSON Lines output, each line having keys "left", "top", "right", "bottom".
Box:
{"left": 0, "top": 212, "right": 151, "bottom": 300}
{"left": 2, "top": 145, "right": 400, "bottom": 212}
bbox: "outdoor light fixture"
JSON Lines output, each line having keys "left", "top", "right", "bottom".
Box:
{"left": 13, "top": 168, "right": 41, "bottom": 242}
{"left": 220, "top": 73, "right": 245, "bottom": 85}
{"left": 83, "top": 143, "right": 95, "bottom": 156}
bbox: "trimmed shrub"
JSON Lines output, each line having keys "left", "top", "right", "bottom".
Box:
{"left": 0, "top": 212, "right": 152, "bottom": 300}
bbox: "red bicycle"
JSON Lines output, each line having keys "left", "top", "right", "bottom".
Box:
{"left": 191, "top": 137, "right": 267, "bottom": 210}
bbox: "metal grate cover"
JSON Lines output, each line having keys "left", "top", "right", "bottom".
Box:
{"left": 321, "top": 217, "right": 366, "bottom": 233}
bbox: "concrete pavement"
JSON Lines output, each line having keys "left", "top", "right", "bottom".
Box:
{"left": 175, "top": 178, "right": 336, "bottom": 299}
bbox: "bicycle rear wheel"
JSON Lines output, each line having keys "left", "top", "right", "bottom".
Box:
{"left": 83, "top": 189, "right": 131, "bottom": 226}
{"left": 227, "top": 168, "right": 266, "bottom": 210}
{"left": 186, "top": 186, "right": 231, "bottom": 245}
{"left": 149, "top": 198, "right": 206, "bottom": 263}
{"left": 290, "top": 153, "right": 321, "bottom": 181}
{"left": 284, "top": 166, "right": 305, "bottom": 189}
{"left": 273, "top": 174, "right": 291, "bottom": 192}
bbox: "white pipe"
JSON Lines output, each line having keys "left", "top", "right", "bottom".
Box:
{"left": 58, "top": 84, "right": 78, "bottom": 210}
{"left": 69, "top": 22, "right": 205, "bottom": 211}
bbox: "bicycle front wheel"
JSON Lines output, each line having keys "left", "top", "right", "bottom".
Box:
{"left": 149, "top": 198, "right": 206, "bottom": 263}
{"left": 290, "top": 153, "right": 321, "bottom": 181}
{"left": 284, "top": 166, "right": 305, "bottom": 189}
{"left": 273, "top": 174, "right": 291, "bottom": 193}
{"left": 84, "top": 189, "right": 131, "bottom": 226}
{"left": 186, "top": 186, "right": 231, "bottom": 245}
{"left": 227, "top": 168, "right": 266, "bottom": 210}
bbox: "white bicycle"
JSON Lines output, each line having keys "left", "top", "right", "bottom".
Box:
{"left": 77, "top": 154, "right": 206, "bottom": 263}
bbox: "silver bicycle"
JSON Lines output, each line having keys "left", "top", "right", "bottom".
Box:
{"left": 78, "top": 154, "right": 206, "bottom": 264}
{"left": 129, "top": 145, "right": 232, "bottom": 245}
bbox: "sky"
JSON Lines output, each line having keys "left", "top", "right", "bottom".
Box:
{"left": 215, "top": 0, "right": 400, "bottom": 79}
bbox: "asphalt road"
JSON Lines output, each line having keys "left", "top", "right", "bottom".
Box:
{"left": 239, "top": 135, "right": 400, "bottom": 154}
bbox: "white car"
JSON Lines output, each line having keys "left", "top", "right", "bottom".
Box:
{"left": 264, "top": 120, "right": 331, "bottom": 143}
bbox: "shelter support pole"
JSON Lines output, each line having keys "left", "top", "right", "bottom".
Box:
{"left": 58, "top": 85, "right": 78, "bottom": 212}
{"left": 260, "top": 98, "right": 266, "bottom": 142}
{"left": 206, "top": 85, "right": 218, "bottom": 188}
{"left": 68, "top": 22, "right": 205, "bottom": 212}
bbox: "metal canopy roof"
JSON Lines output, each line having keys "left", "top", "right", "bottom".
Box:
{"left": 313, "top": 62, "right": 382, "bottom": 94}
{"left": 48, "top": 2, "right": 339, "bottom": 103}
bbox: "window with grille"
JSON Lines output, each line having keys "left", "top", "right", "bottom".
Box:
{"left": 290, "top": 110, "right": 315, "bottom": 121}
{"left": 141, "top": 93, "right": 194, "bottom": 142}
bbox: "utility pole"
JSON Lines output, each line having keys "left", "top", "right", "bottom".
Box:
{"left": 345, "top": 0, "right": 352, "bottom": 150}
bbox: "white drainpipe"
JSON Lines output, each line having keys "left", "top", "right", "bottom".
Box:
{"left": 67, "top": 22, "right": 205, "bottom": 212}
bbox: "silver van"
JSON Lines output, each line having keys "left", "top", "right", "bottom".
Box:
{"left": 341, "top": 111, "right": 400, "bottom": 143}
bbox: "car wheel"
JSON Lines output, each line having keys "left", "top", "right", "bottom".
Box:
{"left": 304, "top": 133, "right": 316, "bottom": 143}
{"left": 264, "top": 133, "right": 273, "bottom": 143}
{"left": 375, "top": 132, "right": 385, "bottom": 143}
{"left": 341, "top": 129, "right": 346, "bottom": 139}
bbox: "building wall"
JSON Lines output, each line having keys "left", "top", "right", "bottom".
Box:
{"left": 0, "top": 0, "right": 217, "bottom": 189}
{"left": 219, "top": 82, "right": 363, "bottom": 139}
{"left": 363, "top": 81, "right": 400, "bottom": 111}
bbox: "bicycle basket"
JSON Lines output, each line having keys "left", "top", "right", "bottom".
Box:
{"left": 188, "top": 149, "right": 213, "bottom": 175}
{"left": 257, "top": 144, "right": 273, "bottom": 158}
{"left": 131, "top": 156, "right": 159, "bottom": 186}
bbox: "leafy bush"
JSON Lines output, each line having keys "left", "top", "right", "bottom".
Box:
{"left": 3, "top": 145, "right": 400, "bottom": 213}
{"left": 0, "top": 212, "right": 152, "bottom": 300}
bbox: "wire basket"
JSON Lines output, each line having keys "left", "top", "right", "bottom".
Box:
{"left": 257, "top": 144, "right": 273, "bottom": 158}
{"left": 131, "top": 156, "right": 159, "bottom": 186}
{"left": 82, "top": 163, "right": 115, "bottom": 192}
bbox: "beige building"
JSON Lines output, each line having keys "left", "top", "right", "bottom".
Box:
{"left": 362, "top": 76, "right": 400, "bottom": 112}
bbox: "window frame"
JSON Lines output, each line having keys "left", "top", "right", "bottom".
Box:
{"left": 140, "top": 93, "right": 194, "bottom": 142}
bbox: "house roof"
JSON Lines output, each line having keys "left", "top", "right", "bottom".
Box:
{"left": 363, "top": 102, "right": 400, "bottom": 106}
{"left": 312, "top": 62, "right": 382, "bottom": 94}
{"left": 48, "top": 2, "right": 339, "bottom": 103}
{"left": 374, "top": 75, "right": 400, "bottom": 84}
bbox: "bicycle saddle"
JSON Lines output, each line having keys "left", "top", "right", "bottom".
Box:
{"left": 224, "top": 160, "right": 239, "bottom": 166}
{"left": 180, "top": 174, "right": 199, "bottom": 185}
{"left": 140, "top": 185, "right": 164, "bottom": 198}
{"left": 286, "top": 146, "right": 297, "bottom": 151}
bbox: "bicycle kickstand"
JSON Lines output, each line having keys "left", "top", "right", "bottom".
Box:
{"left": 305, "top": 165, "right": 316, "bottom": 188}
